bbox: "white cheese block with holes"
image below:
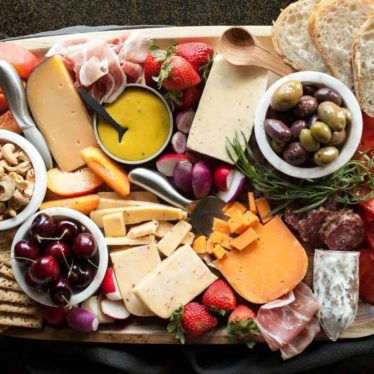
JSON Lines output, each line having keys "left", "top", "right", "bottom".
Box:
{"left": 111, "top": 244, "right": 161, "bottom": 316}
{"left": 133, "top": 244, "right": 217, "bottom": 318}
{"left": 187, "top": 55, "right": 268, "bottom": 164}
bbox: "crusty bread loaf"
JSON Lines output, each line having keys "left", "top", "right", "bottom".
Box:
{"left": 272, "top": 0, "right": 327, "bottom": 72}
{"left": 353, "top": 15, "right": 374, "bottom": 115}
{"left": 309, "top": 0, "right": 374, "bottom": 89}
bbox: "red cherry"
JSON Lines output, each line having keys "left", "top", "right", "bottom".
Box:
{"left": 28, "top": 255, "right": 60, "bottom": 285}
{"left": 72, "top": 233, "right": 97, "bottom": 259}
{"left": 30, "top": 213, "right": 55, "bottom": 239}
{"left": 45, "top": 241, "right": 71, "bottom": 264}
{"left": 49, "top": 277, "right": 72, "bottom": 306}
{"left": 42, "top": 305, "right": 67, "bottom": 325}
{"left": 14, "top": 239, "right": 40, "bottom": 261}
{"left": 55, "top": 219, "right": 79, "bottom": 242}
{"left": 24, "top": 270, "right": 40, "bottom": 289}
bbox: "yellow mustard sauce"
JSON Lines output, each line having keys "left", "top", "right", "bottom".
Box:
{"left": 97, "top": 87, "right": 170, "bottom": 161}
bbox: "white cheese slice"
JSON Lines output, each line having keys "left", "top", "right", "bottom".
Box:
{"left": 157, "top": 220, "right": 192, "bottom": 256}
{"left": 181, "top": 231, "right": 195, "bottom": 245}
{"left": 127, "top": 220, "right": 159, "bottom": 239}
{"left": 98, "top": 198, "right": 165, "bottom": 210}
{"left": 97, "top": 191, "right": 159, "bottom": 202}
{"left": 105, "top": 235, "right": 156, "bottom": 246}
{"left": 133, "top": 244, "right": 217, "bottom": 319}
{"left": 187, "top": 55, "right": 268, "bottom": 164}
{"left": 111, "top": 244, "right": 161, "bottom": 316}
{"left": 155, "top": 221, "right": 173, "bottom": 238}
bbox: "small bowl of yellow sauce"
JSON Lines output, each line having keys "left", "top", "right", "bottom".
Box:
{"left": 95, "top": 84, "right": 173, "bottom": 164}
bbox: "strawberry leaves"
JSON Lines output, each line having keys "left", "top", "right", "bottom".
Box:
{"left": 167, "top": 305, "right": 186, "bottom": 344}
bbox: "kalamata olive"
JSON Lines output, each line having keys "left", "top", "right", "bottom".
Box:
{"left": 317, "top": 101, "right": 346, "bottom": 132}
{"left": 276, "top": 110, "right": 295, "bottom": 126}
{"left": 314, "top": 87, "right": 342, "bottom": 106}
{"left": 308, "top": 114, "right": 319, "bottom": 127}
{"left": 271, "top": 80, "right": 303, "bottom": 111}
{"left": 328, "top": 130, "right": 347, "bottom": 146}
{"left": 313, "top": 146, "right": 339, "bottom": 166}
{"left": 283, "top": 142, "right": 308, "bottom": 166}
{"left": 293, "top": 95, "right": 318, "bottom": 118}
{"left": 299, "top": 129, "right": 320, "bottom": 152}
{"left": 310, "top": 121, "right": 332, "bottom": 144}
{"left": 264, "top": 119, "right": 292, "bottom": 143}
{"left": 302, "top": 84, "right": 318, "bottom": 96}
{"left": 340, "top": 107, "right": 351, "bottom": 125}
{"left": 270, "top": 140, "right": 284, "bottom": 154}
{"left": 290, "top": 120, "right": 308, "bottom": 139}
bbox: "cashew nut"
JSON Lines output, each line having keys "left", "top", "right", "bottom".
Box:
{"left": 8, "top": 172, "right": 27, "bottom": 190}
{"left": 26, "top": 169, "right": 35, "bottom": 181}
{"left": 0, "top": 181, "right": 15, "bottom": 202}
{"left": 2, "top": 144, "right": 18, "bottom": 165}
{"left": 17, "top": 151, "right": 30, "bottom": 162}
{"left": 24, "top": 180, "right": 35, "bottom": 197}
{"left": 7, "top": 201, "right": 17, "bottom": 217}
{"left": 11, "top": 190, "right": 29, "bottom": 206}
{"left": 17, "top": 161, "right": 32, "bottom": 175}
{"left": 0, "top": 160, "right": 17, "bottom": 172}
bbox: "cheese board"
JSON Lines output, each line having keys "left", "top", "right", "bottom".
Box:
{"left": 1, "top": 0, "right": 374, "bottom": 359}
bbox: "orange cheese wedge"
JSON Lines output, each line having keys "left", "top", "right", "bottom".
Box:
{"left": 215, "top": 216, "right": 308, "bottom": 304}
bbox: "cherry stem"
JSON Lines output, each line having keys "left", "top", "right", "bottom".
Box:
{"left": 11, "top": 256, "right": 36, "bottom": 263}
{"left": 88, "top": 259, "right": 98, "bottom": 269}
{"left": 60, "top": 248, "right": 70, "bottom": 269}
{"left": 36, "top": 229, "right": 69, "bottom": 242}
{"left": 62, "top": 295, "right": 72, "bottom": 309}
{"left": 67, "top": 259, "right": 74, "bottom": 278}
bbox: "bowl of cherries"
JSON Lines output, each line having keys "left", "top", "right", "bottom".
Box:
{"left": 11, "top": 207, "right": 108, "bottom": 307}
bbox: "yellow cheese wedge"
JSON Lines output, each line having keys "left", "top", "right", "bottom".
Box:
{"left": 111, "top": 244, "right": 161, "bottom": 316}
{"left": 97, "top": 191, "right": 159, "bottom": 202}
{"left": 133, "top": 245, "right": 217, "bottom": 318}
{"left": 26, "top": 56, "right": 97, "bottom": 171}
{"left": 157, "top": 220, "right": 192, "bottom": 256}
{"left": 127, "top": 220, "right": 159, "bottom": 239}
{"left": 105, "top": 235, "right": 155, "bottom": 246}
{"left": 98, "top": 198, "right": 164, "bottom": 210}
{"left": 103, "top": 212, "right": 126, "bottom": 237}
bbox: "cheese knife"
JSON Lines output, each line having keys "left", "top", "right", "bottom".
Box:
{"left": 0, "top": 60, "right": 53, "bottom": 169}
{"left": 128, "top": 168, "right": 226, "bottom": 236}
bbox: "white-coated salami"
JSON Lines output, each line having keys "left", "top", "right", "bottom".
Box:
{"left": 313, "top": 249, "right": 360, "bottom": 341}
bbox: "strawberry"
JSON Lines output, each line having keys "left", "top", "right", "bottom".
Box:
{"left": 164, "top": 86, "right": 202, "bottom": 111}
{"left": 227, "top": 305, "right": 260, "bottom": 348}
{"left": 144, "top": 45, "right": 168, "bottom": 87}
{"left": 167, "top": 303, "right": 217, "bottom": 344}
{"left": 175, "top": 42, "right": 214, "bottom": 75}
{"left": 202, "top": 279, "right": 237, "bottom": 316}
{"left": 156, "top": 55, "right": 201, "bottom": 91}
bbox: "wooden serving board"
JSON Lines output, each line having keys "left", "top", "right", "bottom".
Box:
{"left": 3, "top": 26, "right": 374, "bottom": 344}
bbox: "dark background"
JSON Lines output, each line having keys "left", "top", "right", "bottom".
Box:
{"left": 1, "top": 0, "right": 374, "bottom": 373}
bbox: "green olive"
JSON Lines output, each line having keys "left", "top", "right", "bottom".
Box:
{"left": 270, "top": 140, "right": 284, "bottom": 154}
{"left": 313, "top": 146, "right": 339, "bottom": 166}
{"left": 310, "top": 121, "right": 332, "bottom": 144}
{"left": 271, "top": 80, "right": 303, "bottom": 111}
{"left": 299, "top": 129, "right": 320, "bottom": 152}
{"left": 341, "top": 107, "right": 352, "bottom": 125}
{"left": 328, "top": 130, "right": 347, "bottom": 146}
{"left": 317, "top": 101, "right": 346, "bottom": 131}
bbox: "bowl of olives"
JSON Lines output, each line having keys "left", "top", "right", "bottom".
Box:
{"left": 254, "top": 71, "right": 362, "bottom": 179}
{"left": 11, "top": 208, "right": 108, "bottom": 307}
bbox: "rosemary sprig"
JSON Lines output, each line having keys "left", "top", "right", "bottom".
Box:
{"left": 227, "top": 133, "right": 374, "bottom": 214}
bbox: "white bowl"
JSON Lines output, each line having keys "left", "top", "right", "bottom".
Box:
{"left": 254, "top": 71, "right": 363, "bottom": 179}
{"left": 0, "top": 130, "right": 47, "bottom": 230}
{"left": 11, "top": 207, "right": 108, "bottom": 307}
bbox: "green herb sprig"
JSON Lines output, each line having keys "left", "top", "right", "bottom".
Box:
{"left": 227, "top": 133, "right": 374, "bottom": 214}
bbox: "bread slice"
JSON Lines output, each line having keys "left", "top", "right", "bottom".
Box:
{"left": 309, "top": 0, "right": 374, "bottom": 88}
{"left": 272, "top": 0, "right": 327, "bottom": 72}
{"left": 353, "top": 15, "right": 374, "bottom": 115}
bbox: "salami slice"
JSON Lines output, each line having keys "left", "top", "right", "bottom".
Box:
{"left": 313, "top": 249, "right": 359, "bottom": 341}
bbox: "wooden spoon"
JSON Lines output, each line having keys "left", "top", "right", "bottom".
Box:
{"left": 219, "top": 27, "right": 295, "bottom": 76}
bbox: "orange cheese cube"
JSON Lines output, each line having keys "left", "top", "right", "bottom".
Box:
{"left": 251, "top": 221, "right": 264, "bottom": 232}
{"left": 213, "top": 244, "right": 228, "bottom": 260}
{"left": 228, "top": 211, "right": 259, "bottom": 235}
{"left": 224, "top": 201, "right": 247, "bottom": 218}
{"left": 209, "top": 231, "right": 232, "bottom": 250}
{"left": 192, "top": 235, "right": 207, "bottom": 254}
{"left": 206, "top": 238, "right": 214, "bottom": 254}
{"left": 231, "top": 227, "right": 259, "bottom": 251}
{"left": 223, "top": 201, "right": 234, "bottom": 213}
{"left": 212, "top": 218, "right": 231, "bottom": 235}
{"left": 255, "top": 197, "right": 273, "bottom": 224}
{"left": 248, "top": 192, "right": 257, "bottom": 215}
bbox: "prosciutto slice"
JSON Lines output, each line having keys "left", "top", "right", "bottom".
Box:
{"left": 46, "top": 31, "right": 149, "bottom": 103}
{"left": 256, "top": 282, "right": 319, "bottom": 351}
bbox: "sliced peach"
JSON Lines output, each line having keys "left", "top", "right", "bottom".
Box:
{"left": 80, "top": 146, "right": 130, "bottom": 197}
{"left": 40, "top": 194, "right": 100, "bottom": 214}
{"left": 0, "top": 111, "right": 21, "bottom": 133}
{"left": 47, "top": 168, "right": 103, "bottom": 197}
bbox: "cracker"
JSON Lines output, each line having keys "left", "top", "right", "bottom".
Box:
{"left": 0, "top": 312, "right": 42, "bottom": 328}
{"left": 0, "top": 289, "right": 33, "bottom": 305}
{"left": 0, "top": 264, "right": 13, "bottom": 279}
{"left": 0, "top": 303, "right": 39, "bottom": 316}
{"left": 0, "top": 252, "right": 11, "bottom": 267}
{"left": 0, "top": 276, "right": 21, "bottom": 292}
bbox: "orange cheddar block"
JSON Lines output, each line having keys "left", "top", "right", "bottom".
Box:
{"left": 255, "top": 197, "right": 273, "bottom": 224}
{"left": 209, "top": 231, "right": 232, "bottom": 250}
{"left": 193, "top": 235, "right": 207, "bottom": 254}
{"left": 224, "top": 201, "right": 247, "bottom": 218}
{"left": 248, "top": 192, "right": 257, "bottom": 214}
{"left": 231, "top": 227, "right": 259, "bottom": 251}
{"left": 228, "top": 211, "right": 259, "bottom": 235}
{"left": 212, "top": 218, "right": 231, "bottom": 235}
{"left": 213, "top": 244, "right": 228, "bottom": 260}
{"left": 215, "top": 216, "right": 308, "bottom": 304}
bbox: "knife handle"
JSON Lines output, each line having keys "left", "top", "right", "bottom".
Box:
{"left": 128, "top": 168, "right": 193, "bottom": 210}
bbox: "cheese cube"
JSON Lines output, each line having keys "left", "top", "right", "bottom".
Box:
{"left": 230, "top": 227, "right": 259, "bottom": 251}
{"left": 127, "top": 220, "right": 159, "bottom": 239}
{"left": 157, "top": 220, "right": 192, "bottom": 256}
{"left": 133, "top": 245, "right": 217, "bottom": 318}
{"left": 193, "top": 235, "right": 207, "bottom": 254}
{"left": 181, "top": 231, "right": 195, "bottom": 245}
{"left": 155, "top": 221, "right": 173, "bottom": 238}
{"left": 213, "top": 244, "right": 228, "bottom": 260}
{"left": 103, "top": 212, "right": 126, "bottom": 237}
{"left": 111, "top": 244, "right": 161, "bottom": 316}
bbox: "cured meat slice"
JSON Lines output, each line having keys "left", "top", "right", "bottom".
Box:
{"left": 280, "top": 317, "right": 320, "bottom": 360}
{"left": 313, "top": 249, "right": 359, "bottom": 341}
{"left": 256, "top": 282, "right": 319, "bottom": 351}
